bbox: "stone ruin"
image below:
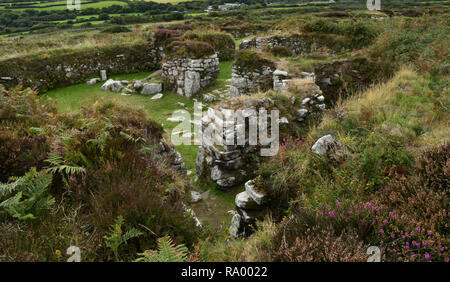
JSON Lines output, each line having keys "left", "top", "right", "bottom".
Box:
{"left": 239, "top": 34, "right": 316, "bottom": 55}
{"left": 195, "top": 97, "right": 276, "bottom": 189}
{"left": 229, "top": 132, "right": 341, "bottom": 237}
{"left": 158, "top": 140, "right": 187, "bottom": 174}
{"left": 196, "top": 78, "right": 327, "bottom": 190}
{"left": 162, "top": 53, "right": 220, "bottom": 98}
{"left": 229, "top": 52, "right": 276, "bottom": 97}
{"left": 229, "top": 179, "right": 268, "bottom": 237}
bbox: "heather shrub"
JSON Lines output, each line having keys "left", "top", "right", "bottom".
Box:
{"left": 0, "top": 86, "right": 56, "bottom": 181}
{"left": 153, "top": 28, "right": 183, "bottom": 46}
{"left": 416, "top": 141, "right": 449, "bottom": 191}
{"left": 183, "top": 31, "right": 235, "bottom": 61}
{"left": 0, "top": 88, "right": 201, "bottom": 261}
{"left": 270, "top": 208, "right": 369, "bottom": 262}
{"left": 101, "top": 26, "right": 132, "bottom": 34}
{"left": 165, "top": 40, "right": 215, "bottom": 59}
{"left": 45, "top": 102, "right": 201, "bottom": 257}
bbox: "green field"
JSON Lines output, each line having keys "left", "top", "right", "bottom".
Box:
{"left": 4, "top": 1, "right": 127, "bottom": 11}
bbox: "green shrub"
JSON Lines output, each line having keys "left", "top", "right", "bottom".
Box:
{"left": 0, "top": 88, "right": 201, "bottom": 261}
{"left": 234, "top": 50, "right": 275, "bottom": 73}
{"left": 165, "top": 40, "right": 215, "bottom": 59}
{"left": 269, "top": 46, "right": 294, "bottom": 57}
{"left": 101, "top": 26, "right": 132, "bottom": 34}
{"left": 184, "top": 31, "right": 235, "bottom": 61}
{"left": 301, "top": 17, "right": 380, "bottom": 48}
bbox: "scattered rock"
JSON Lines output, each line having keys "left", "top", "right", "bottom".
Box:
{"left": 101, "top": 79, "right": 123, "bottom": 92}
{"left": 151, "top": 93, "right": 163, "bottom": 100}
{"left": 86, "top": 78, "right": 100, "bottom": 85}
{"left": 203, "top": 93, "right": 217, "bottom": 102}
{"left": 141, "top": 83, "right": 162, "bottom": 95}
{"left": 190, "top": 191, "right": 202, "bottom": 203}
{"left": 235, "top": 191, "right": 260, "bottom": 210}
{"left": 245, "top": 180, "right": 266, "bottom": 205}
{"left": 311, "top": 134, "right": 340, "bottom": 155}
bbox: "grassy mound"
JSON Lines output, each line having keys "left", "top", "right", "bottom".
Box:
{"left": 165, "top": 40, "right": 216, "bottom": 59}
{"left": 234, "top": 50, "right": 275, "bottom": 73}
{"left": 184, "top": 31, "right": 236, "bottom": 61}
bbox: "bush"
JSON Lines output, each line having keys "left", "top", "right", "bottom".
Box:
{"left": 165, "top": 40, "right": 215, "bottom": 59}
{"left": 101, "top": 26, "right": 132, "bottom": 34}
{"left": 301, "top": 17, "right": 380, "bottom": 48}
{"left": 234, "top": 50, "right": 275, "bottom": 73}
{"left": 270, "top": 209, "right": 369, "bottom": 262}
{"left": 369, "top": 16, "right": 449, "bottom": 75}
{"left": 417, "top": 141, "right": 449, "bottom": 191}
{"left": 153, "top": 28, "right": 183, "bottom": 46}
{"left": 184, "top": 31, "right": 235, "bottom": 61}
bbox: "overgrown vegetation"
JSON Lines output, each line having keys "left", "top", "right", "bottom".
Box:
{"left": 0, "top": 87, "right": 202, "bottom": 261}
{"left": 0, "top": 0, "right": 449, "bottom": 262}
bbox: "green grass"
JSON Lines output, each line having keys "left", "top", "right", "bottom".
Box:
{"left": 43, "top": 61, "right": 234, "bottom": 173}
{"left": 73, "top": 20, "right": 105, "bottom": 26}
{"left": 137, "top": 0, "right": 194, "bottom": 3}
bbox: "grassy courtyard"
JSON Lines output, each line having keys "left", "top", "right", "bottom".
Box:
{"left": 43, "top": 60, "right": 237, "bottom": 229}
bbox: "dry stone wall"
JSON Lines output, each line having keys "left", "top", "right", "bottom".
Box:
{"left": 161, "top": 54, "right": 219, "bottom": 98}
{"left": 0, "top": 43, "right": 164, "bottom": 92}
{"left": 239, "top": 34, "right": 315, "bottom": 55}
{"left": 229, "top": 63, "right": 275, "bottom": 97}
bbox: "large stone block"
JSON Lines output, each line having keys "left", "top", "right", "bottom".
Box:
{"left": 184, "top": 71, "right": 201, "bottom": 98}
{"left": 141, "top": 83, "right": 162, "bottom": 95}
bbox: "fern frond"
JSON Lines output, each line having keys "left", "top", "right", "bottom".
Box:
{"left": 135, "top": 236, "right": 188, "bottom": 262}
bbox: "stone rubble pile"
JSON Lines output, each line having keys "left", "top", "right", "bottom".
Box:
{"left": 196, "top": 78, "right": 327, "bottom": 189}
{"left": 273, "top": 69, "right": 290, "bottom": 91}
{"left": 98, "top": 77, "right": 164, "bottom": 97}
